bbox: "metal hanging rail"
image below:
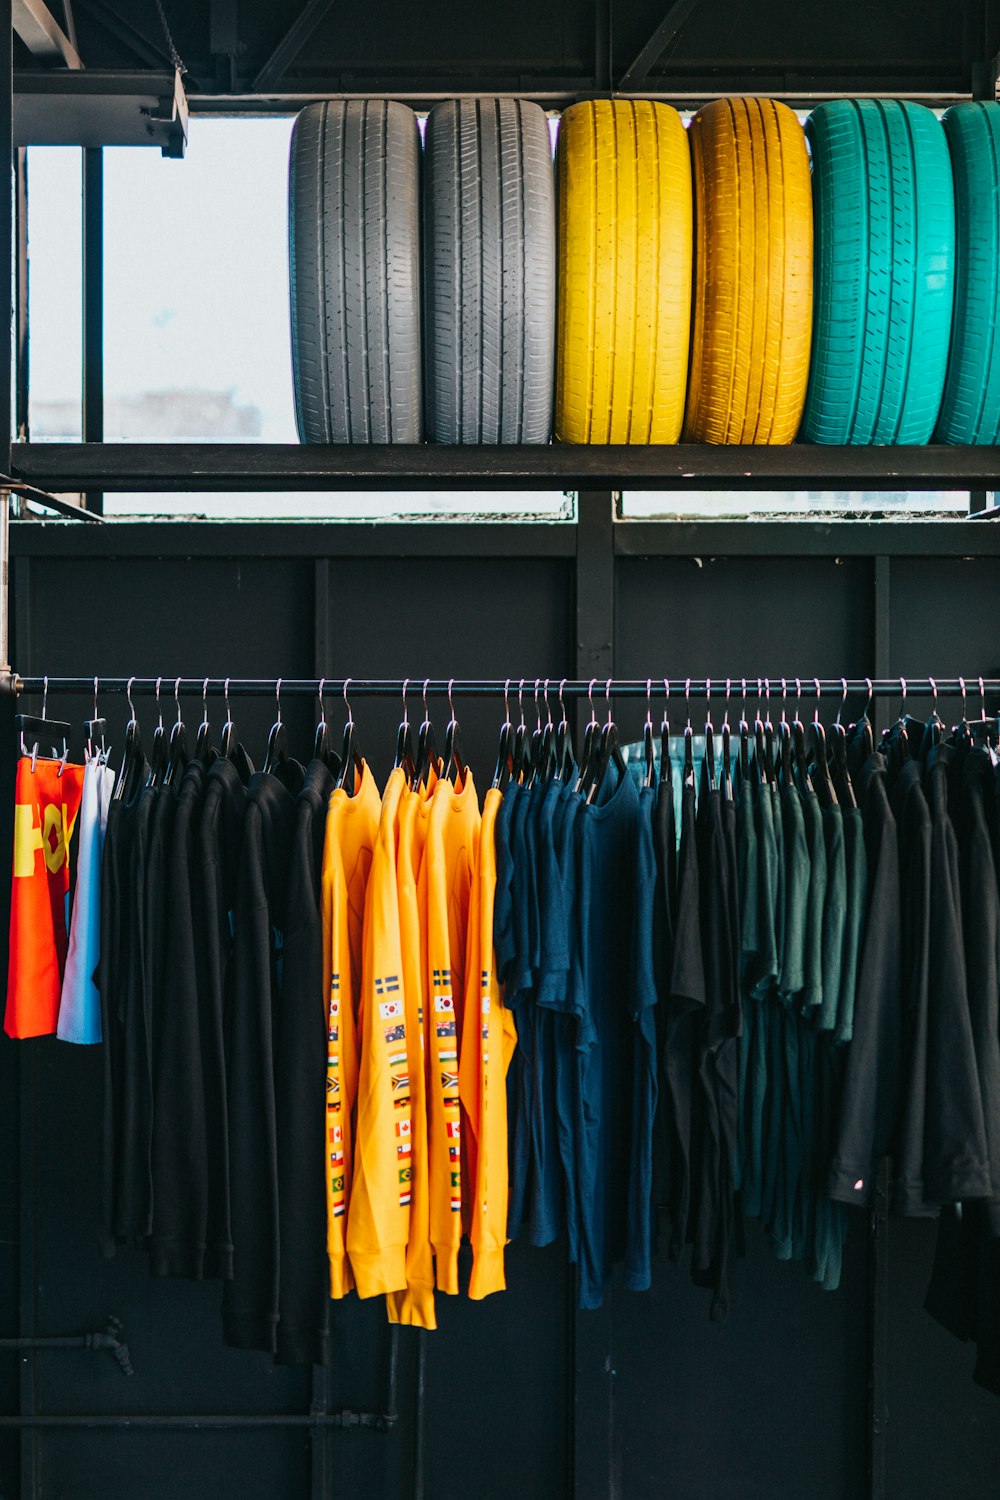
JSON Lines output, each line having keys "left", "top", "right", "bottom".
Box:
{"left": 4, "top": 675, "right": 997, "bottom": 702}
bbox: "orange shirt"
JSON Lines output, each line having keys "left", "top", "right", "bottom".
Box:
{"left": 5, "top": 755, "right": 84, "bottom": 1039}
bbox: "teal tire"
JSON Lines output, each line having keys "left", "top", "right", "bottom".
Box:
{"left": 934, "top": 102, "right": 1000, "bottom": 445}
{"left": 801, "top": 99, "right": 955, "bottom": 445}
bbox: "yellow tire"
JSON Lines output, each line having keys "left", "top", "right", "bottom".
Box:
{"left": 683, "top": 98, "right": 813, "bottom": 445}
{"left": 556, "top": 100, "right": 693, "bottom": 445}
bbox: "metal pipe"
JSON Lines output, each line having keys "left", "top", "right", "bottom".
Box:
{"left": 0, "top": 1412, "right": 398, "bottom": 1428}
{"left": 5, "top": 676, "right": 999, "bottom": 701}
{"left": 0, "top": 492, "right": 9, "bottom": 675}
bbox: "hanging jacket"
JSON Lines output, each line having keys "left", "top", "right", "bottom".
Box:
{"left": 460, "top": 785, "right": 518, "bottom": 1298}
{"left": 385, "top": 772, "right": 437, "bottom": 1327}
{"left": 424, "top": 769, "right": 480, "bottom": 1294}
{"left": 322, "top": 761, "right": 380, "bottom": 1298}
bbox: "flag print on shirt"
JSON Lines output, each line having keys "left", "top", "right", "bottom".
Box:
{"left": 433, "top": 995, "right": 454, "bottom": 1013}
{"left": 436, "top": 1019, "right": 456, "bottom": 1038}
{"left": 440, "top": 1070, "right": 458, "bottom": 1091}
{"left": 384, "top": 1023, "right": 405, "bottom": 1043}
{"left": 391, "top": 1072, "right": 410, "bottom": 1093}
{"left": 379, "top": 999, "right": 403, "bottom": 1021}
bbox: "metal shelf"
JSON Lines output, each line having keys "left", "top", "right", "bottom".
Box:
{"left": 10, "top": 442, "right": 1000, "bottom": 494}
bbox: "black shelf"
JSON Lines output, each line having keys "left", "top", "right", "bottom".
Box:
{"left": 11, "top": 442, "right": 1000, "bottom": 494}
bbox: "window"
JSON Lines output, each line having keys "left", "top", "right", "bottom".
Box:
{"left": 620, "top": 490, "right": 972, "bottom": 519}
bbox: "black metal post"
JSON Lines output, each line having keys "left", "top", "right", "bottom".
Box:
{"left": 82, "top": 147, "right": 104, "bottom": 515}
{"left": 14, "top": 146, "right": 27, "bottom": 444}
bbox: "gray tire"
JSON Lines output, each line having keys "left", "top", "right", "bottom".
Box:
{"left": 423, "top": 97, "right": 555, "bottom": 443}
{"left": 289, "top": 100, "right": 422, "bottom": 444}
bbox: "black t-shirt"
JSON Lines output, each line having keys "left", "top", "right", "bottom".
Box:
{"left": 662, "top": 773, "right": 705, "bottom": 1261}
{"left": 98, "top": 791, "right": 137, "bottom": 1257}
{"left": 150, "top": 759, "right": 210, "bottom": 1278}
{"left": 958, "top": 747, "right": 1000, "bottom": 1213}
{"left": 198, "top": 752, "right": 251, "bottom": 1280}
{"left": 890, "top": 753, "right": 935, "bottom": 1215}
{"left": 920, "top": 742, "right": 989, "bottom": 1205}
{"left": 827, "top": 751, "right": 902, "bottom": 1206}
{"left": 223, "top": 765, "right": 303, "bottom": 1354}
{"left": 274, "top": 759, "right": 335, "bottom": 1366}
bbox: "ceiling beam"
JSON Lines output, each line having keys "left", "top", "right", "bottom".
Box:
{"left": 12, "top": 0, "right": 82, "bottom": 67}
{"left": 253, "top": 0, "right": 336, "bottom": 92}
{"left": 617, "top": 0, "right": 701, "bottom": 92}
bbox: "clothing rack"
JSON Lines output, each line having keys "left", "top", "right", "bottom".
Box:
{"left": 3, "top": 675, "right": 998, "bottom": 703}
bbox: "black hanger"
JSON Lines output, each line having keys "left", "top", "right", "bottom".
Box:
{"left": 574, "top": 679, "right": 600, "bottom": 795}
{"left": 807, "top": 679, "right": 837, "bottom": 808}
{"left": 145, "top": 677, "right": 168, "bottom": 788}
{"left": 791, "top": 678, "right": 814, "bottom": 795}
{"left": 537, "top": 680, "right": 560, "bottom": 786}
{"left": 313, "top": 678, "right": 343, "bottom": 776}
{"left": 395, "top": 677, "right": 417, "bottom": 781}
{"left": 492, "top": 679, "right": 515, "bottom": 792}
{"left": 737, "top": 678, "right": 750, "bottom": 784}
{"left": 443, "top": 678, "right": 466, "bottom": 786}
{"left": 84, "top": 676, "right": 108, "bottom": 761}
{"left": 219, "top": 678, "right": 238, "bottom": 762}
{"left": 524, "top": 680, "right": 543, "bottom": 789}
{"left": 682, "top": 679, "right": 695, "bottom": 789}
{"left": 164, "top": 677, "right": 189, "bottom": 786}
{"left": 857, "top": 677, "right": 875, "bottom": 758}
{"left": 263, "top": 677, "right": 290, "bottom": 777}
{"left": 829, "top": 678, "right": 856, "bottom": 809}
{"left": 414, "top": 679, "right": 438, "bottom": 789}
{"left": 585, "top": 679, "right": 626, "bottom": 804}
{"left": 721, "top": 679, "right": 733, "bottom": 800}
{"left": 642, "top": 680, "right": 656, "bottom": 790}
{"left": 659, "top": 678, "right": 672, "bottom": 787}
{"left": 17, "top": 674, "right": 72, "bottom": 766}
{"left": 511, "top": 679, "right": 532, "bottom": 787}
{"left": 114, "top": 676, "right": 146, "bottom": 802}
{"left": 762, "top": 679, "right": 776, "bottom": 783}
{"left": 336, "top": 679, "right": 364, "bottom": 792}
{"left": 554, "top": 678, "right": 575, "bottom": 784}
{"left": 704, "top": 679, "right": 717, "bottom": 793}
{"left": 195, "top": 676, "right": 215, "bottom": 766}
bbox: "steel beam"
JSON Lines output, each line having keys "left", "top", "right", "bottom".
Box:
{"left": 617, "top": 0, "right": 701, "bottom": 91}
{"left": 11, "top": 442, "right": 1000, "bottom": 493}
{"left": 14, "top": 147, "right": 27, "bottom": 444}
{"left": 73, "top": 0, "right": 170, "bottom": 69}
{"left": 252, "top": 0, "right": 337, "bottom": 92}
{"left": 12, "top": 0, "right": 82, "bottom": 67}
{"left": 82, "top": 146, "right": 104, "bottom": 514}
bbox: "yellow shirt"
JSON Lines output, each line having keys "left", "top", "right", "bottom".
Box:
{"left": 460, "top": 786, "right": 518, "bottom": 1298}
{"left": 321, "top": 761, "right": 380, "bottom": 1297}
{"left": 385, "top": 773, "right": 438, "bottom": 1328}
{"left": 424, "top": 769, "right": 480, "bottom": 1294}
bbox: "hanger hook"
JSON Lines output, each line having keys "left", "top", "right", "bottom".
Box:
{"left": 780, "top": 676, "right": 788, "bottom": 725}
{"left": 174, "top": 676, "right": 183, "bottom": 726}
{"left": 127, "top": 675, "right": 137, "bottom": 722}
{"left": 558, "top": 677, "right": 568, "bottom": 724}
{"left": 980, "top": 675, "right": 986, "bottom": 720}
{"left": 814, "top": 676, "right": 821, "bottom": 724}
{"left": 543, "top": 678, "right": 553, "bottom": 728}
{"left": 92, "top": 675, "right": 99, "bottom": 722}
{"left": 899, "top": 676, "right": 906, "bottom": 720}
{"left": 343, "top": 678, "right": 353, "bottom": 728}
{"left": 604, "top": 677, "right": 613, "bottom": 729}
{"left": 960, "top": 675, "right": 968, "bottom": 720}
{"left": 705, "top": 677, "right": 712, "bottom": 727}
{"left": 275, "top": 677, "right": 283, "bottom": 726}
{"left": 794, "top": 677, "right": 802, "bottom": 722}
{"left": 646, "top": 677, "right": 652, "bottom": 729}
{"left": 401, "top": 677, "right": 410, "bottom": 729}
{"left": 223, "top": 677, "right": 231, "bottom": 724}
{"left": 723, "top": 677, "right": 731, "bottom": 729}
{"left": 864, "top": 677, "right": 873, "bottom": 718}
{"left": 534, "top": 678, "right": 542, "bottom": 730}
{"left": 929, "top": 676, "right": 938, "bottom": 708}
{"left": 448, "top": 677, "right": 456, "bottom": 724}
{"left": 740, "top": 676, "right": 748, "bottom": 726}
{"left": 502, "top": 677, "right": 510, "bottom": 726}
{"left": 837, "top": 675, "right": 847, "bottom": 726}
{"left": 685, "top": 676, "right": 691, "bottom": 729}
{"left": 587, "top": 677, "right": 597, "bottom": 725}
{"left": 764, "top": 677, "right": 772, "bottom": 726}
{"left": 42, "top": 674, "right": 49, "bottom": 721}
{"left": 518, "top": 677, "right": 527, "bottom": 728}
{"left": 318, "top": 677, "right": 327, "bottom": 727}
{"left": 155, "top": 676, "right": 164, "bottom": 729}
{"left": 201, "top": 676, "right": 210, "bottom": 724}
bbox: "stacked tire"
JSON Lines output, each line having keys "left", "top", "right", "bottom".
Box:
{"left": 288, "top": 96, "right": 1000, "bottom": 449}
